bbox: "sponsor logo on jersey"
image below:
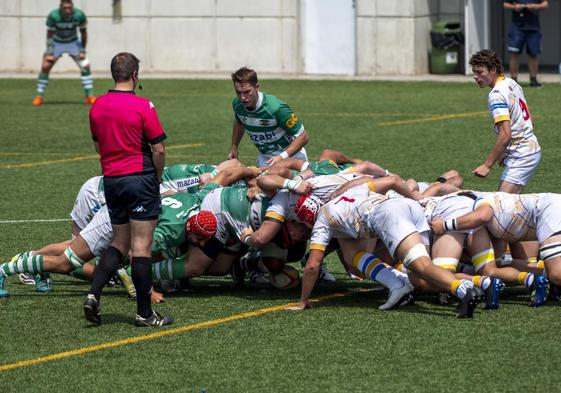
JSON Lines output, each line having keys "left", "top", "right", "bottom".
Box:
{"left": 259, "top": 119, "right": 271, "bottom": 126}
{"left": 249, "top": 130, "right": 279, "bottom": 143}
{"left": 176, "top": 176, "right": 200, "bottom": 189}
{"left": 285, "top": 113, "right": 298, "bottom": 128}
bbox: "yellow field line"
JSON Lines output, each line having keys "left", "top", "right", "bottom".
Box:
{"left": 378, "top": 111, "right": 487, "bottom": 126}
{"left": 0, "top": 292, "right": 348, "bottom": 373}
{"left": 0, "top": 143, "right": 204, "bottom": 169}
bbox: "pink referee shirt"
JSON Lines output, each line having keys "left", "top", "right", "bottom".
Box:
{"left": 90, "top": 90, "right": 166, "bottom": 177}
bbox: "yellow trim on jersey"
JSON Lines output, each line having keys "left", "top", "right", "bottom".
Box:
{"left": 367, "top": 180, "right": 376, "bottom": 192}
{"left": 264, "top": 212, "right": 285, "bottom": 223}
{"left": 471, "top": 249, "right": 495, "bottom": 270}
{"left": 494, "top": 115, "right": 510, "bottom": 124}
{"left": 309, "top": 243, "right": 326, "bottom": 252}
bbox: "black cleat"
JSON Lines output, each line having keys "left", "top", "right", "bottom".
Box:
{"left": 135, "top": 311, "right": 174, "bottom": 327}
{"left": 83, "top": 294, "right": 101, "bottom": 325}
{"left": 456, "top": 288, "right": 478, "bottom": 319}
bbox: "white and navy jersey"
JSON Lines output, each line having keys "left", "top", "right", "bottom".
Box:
{"left": 264, "top": 173, "right": 361, "bottom": 223}
{"left": 488, "top": 76, "right": 540, "bottom": 159}
{"left": 309, "top": 190, "right": 387, "bottom": 252}
{"left": 474, "top": 191, "right": 538, "bottom": 242}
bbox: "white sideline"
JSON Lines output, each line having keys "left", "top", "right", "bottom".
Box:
{"left": 0, "top": 218, "right": 70, "bottom": 224}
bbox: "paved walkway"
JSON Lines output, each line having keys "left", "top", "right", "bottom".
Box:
{"left": 1, "top": 71, "right": 559, "bottom": 83}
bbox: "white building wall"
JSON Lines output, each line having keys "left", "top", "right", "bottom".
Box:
{"left": 0, "top": 0, "right": 465, "bottom": 76}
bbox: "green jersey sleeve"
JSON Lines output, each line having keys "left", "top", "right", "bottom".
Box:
{"left": 76, "top": 9, "right": 87, "bottom": 28}
{"left": 46, "top": 10, "right": 57, "bottom": 30}
{"left": 274, "top": 101, "right": 304, "bottom": 137}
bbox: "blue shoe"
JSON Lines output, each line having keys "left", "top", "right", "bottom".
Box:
{"left": 529, "top": 275, "right": 548, "bottom": 307}
{"left": 0, "top": 273, "right": 9, "bottom": 298}
{"left": 34, "top": 273, "right": 52, "bottom": 293}
{"left": 484, "top": 278, "right": 505, "bottom": 310}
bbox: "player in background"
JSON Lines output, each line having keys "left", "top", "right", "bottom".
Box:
{"left": 469, "top": 49, "right": 541, "bottom": 194}
{"left": 32, "top": 0, "right": 95, "bottom": 106}
{"left": 228, "top": 67, "right": 309, "bottom": 167}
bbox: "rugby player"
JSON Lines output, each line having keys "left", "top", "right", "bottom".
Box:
{"left": 32, "top": 0, "right": 95, "bottom": 106}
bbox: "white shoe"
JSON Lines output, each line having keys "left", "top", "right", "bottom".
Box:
{"left": 18, "top": 273, "right": 36, "bottom": 286}
{"left": 248, "top": 270, "right": 270, "bottom": 284}
{"left": 318, "top": 264, "right": 336, "bottom": 282}
{"left": 379, "top": 281, "right": 414, "bottom": 310}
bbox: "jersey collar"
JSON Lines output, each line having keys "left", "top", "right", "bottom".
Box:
{"left": 108, "top": 89, "right": 136, "bottom": 94}
{"left": 249, "top": 92, "right": 264, "bottom": 112}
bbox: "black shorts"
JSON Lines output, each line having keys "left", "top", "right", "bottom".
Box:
{"left": 104, "top": 173, "right": 161, "bottom": 225}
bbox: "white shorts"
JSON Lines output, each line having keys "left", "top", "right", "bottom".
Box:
{"left": 535, "top": 193, "right": 561, "bottom": 242}
{"left": 51, "top": 40, "right": 82, "bottom": 58}
{"left": 70, "top": 176, "right": 105, "bottom": 231}
{"left": 257, "top": 148, "right": 308, "bottom": 167}
{"left": 79, "top": 205, "right": 113, "bottom": 257}
{"left": 427, "top": 195, "right": 475, "bottom": 236}
{"left": 501, "top": 151, "right": 541, "bottom": 186}
{"left": 365, "top": 198, "right": 430, "bottom": 257}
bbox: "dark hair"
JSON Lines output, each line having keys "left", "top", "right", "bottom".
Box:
{"left": 469, "top": 49, "right": 504, "bottom": 74}
{"left": 60, "top": 0, "right": 73, "bottom": 5}
{"left": 231, "top": 67, "right": 258, "bottom": 86}
{"left": 110, "top": 52, "right": 140, "bottom": 82}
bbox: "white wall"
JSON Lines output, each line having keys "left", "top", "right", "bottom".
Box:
{"left": 0, "top": 0, "right": 466, "bottom": 76}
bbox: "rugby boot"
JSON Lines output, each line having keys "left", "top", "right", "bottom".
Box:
{"left": 484, "top": 278, "right": 505, "bottom": 310}
{"left": 379, "top": 280, "right": 414, "bottom": 310}
{"left": 0, "top": 273, "right": 9, "bottom": 298}
{"left": 85, "top": 96, "right": 96, "bottom": 105}
{"left": 34, "top": 273, "right": 52, "bottom": 293}
{"left": 456, "top": 288, "right": 478, "bottom": 318}
{"left": 529, "top": 275, "right": 548, "bottom": 307}
{"left": 135, "top": 311, "right": 173, "bottom": 327}
{"left": 83, "top": 294, "right": 101, "bottom": 325}
{"left": 32, "top": 96, "right": 43, "bottom": 106}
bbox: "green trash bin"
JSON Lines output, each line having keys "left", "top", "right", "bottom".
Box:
{"left": 430, "top": 21, "right": 463, "bottom": 74}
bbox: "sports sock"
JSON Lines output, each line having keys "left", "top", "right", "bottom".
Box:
{"left": 131, "top": 256, "right": 153, "bottom": 318}
{"left": 36, "top": 73, "right": 49, "bottom": 96}
{"left": 152, "top": 258, "right": 186, "bottom": 281}
{"left": 89, "top": 246, "right": 122, "bottom": 300}
{"left": 69, "top": 267, "right": 87, "bottom": 281}
{"left": 451, "top": 279, "right": 472, "bottom": 298}
{"left": 1, "top": 253, "right": 44, "bottom": 276}
{"left": 352, "top": 251, "right": 404, "bottom": 290}
{"left": 518, "top": 272, "right": 535, "bottom": 289}
{"left": 472, "top": 275, "right": 491, "bottom": 291}
{"left": 80, "top": 69, "right": 94, "bottom": 97}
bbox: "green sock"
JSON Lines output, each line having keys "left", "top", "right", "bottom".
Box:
{"left": 1, "top": 253, "right": 43, "bottom": 276}
{"left": 80, "top": 69, "right": 93, "bottom": 97}
{"left": 69, "top": 267, "right": 87, "bottom": 281}
{"left": 152, "top": 259, "right": 186, "bottom": 281}
{"left": 36, "top": 73, "right": 49, "bottom": 96}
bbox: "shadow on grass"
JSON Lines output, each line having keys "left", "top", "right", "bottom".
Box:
{"left": 83, "top": 313, "right": 132, "bottom": 327}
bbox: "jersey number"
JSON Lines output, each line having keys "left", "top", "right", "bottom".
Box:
{"left": 519, "top": 98, "right": 530, "bottom": 121}
{"left": 161, "top": 197, "right": 182, "bottom": 209}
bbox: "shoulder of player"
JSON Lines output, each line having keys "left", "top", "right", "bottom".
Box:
{"left": 73, "top": 8, "right": 87, "bottom": 19}
{"left": 47, "top": 8, "right": 60, "bottom": 20}
{"left": 261, "top": 93, "right": 289, "bottom": 113}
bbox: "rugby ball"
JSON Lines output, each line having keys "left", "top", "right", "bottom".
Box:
{"left": 271, "top": 265, "right": 300, "bottom": 289}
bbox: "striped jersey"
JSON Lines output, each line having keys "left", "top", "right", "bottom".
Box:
{"left": 488, "top": 76, "right": 540, "bottom": 159}
{"left": 233, "top": 92, "right": 304, "bottom": 155}
{"left": 46, "top": 8, "right": 87, "bottom": 43}
{"left": 160, "top": 164, "right": 217, "bottom": 194}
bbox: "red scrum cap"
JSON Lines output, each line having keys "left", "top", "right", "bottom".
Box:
{"left": 186, "top": 210, "right": 217, "bottom": 238}
{"left": 294, "top": 193, "right": 323, "bottom": 226}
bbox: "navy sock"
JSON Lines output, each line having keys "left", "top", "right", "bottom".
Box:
{"left": 131, "top": 256, "right": 153, "bottom": 318}
{"left": 89, "top": 246, "right": 123, "bottom": 300}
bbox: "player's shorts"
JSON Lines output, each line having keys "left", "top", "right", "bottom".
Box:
{"left": 79, "top": 205, "right": 113, "bottom": 257}
{"left": 70, "top": 176, "right": 105, "bottom": 231}
{"left": 50, "top": 40, "right": 82, "bottom": 58}
{"left": 364, "top": 198, "right": 430, "bottom": 257}
{"left": 426, "top": 195, "right": 475, "bottom": 236}
{"left": 257, "top": 147, "right": 308, "bottom": 167}
{"left": 104, "top": 173, "right": 161, "bottom": 225}
{"left": 535, "top": 193, "right": 561, "bottom": 243}
{"left": 507, "top": 25, "right": 542, "bottom": 56}
{"left": 500, "top": 150, "right": 541, "bottom": 186}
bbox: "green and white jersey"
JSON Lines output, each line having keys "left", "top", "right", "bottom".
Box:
{"left": 152, "top": 193, "right": 200, "bottom": 258}
{"left": 233, "top": 92, "right": 304, "bottom": 155}
{"left": 200, "top": 184, "right": 266, "bottom": 245}
{"left": 46, "top": 8, "right": 87, "bottom": 43}
{"left": 160, "top": 163, "right": 217, "bottom": 194}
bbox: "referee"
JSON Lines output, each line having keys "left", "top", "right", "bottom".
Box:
{"left": 84, "top": 52, "right": 172, "bottom": 327}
